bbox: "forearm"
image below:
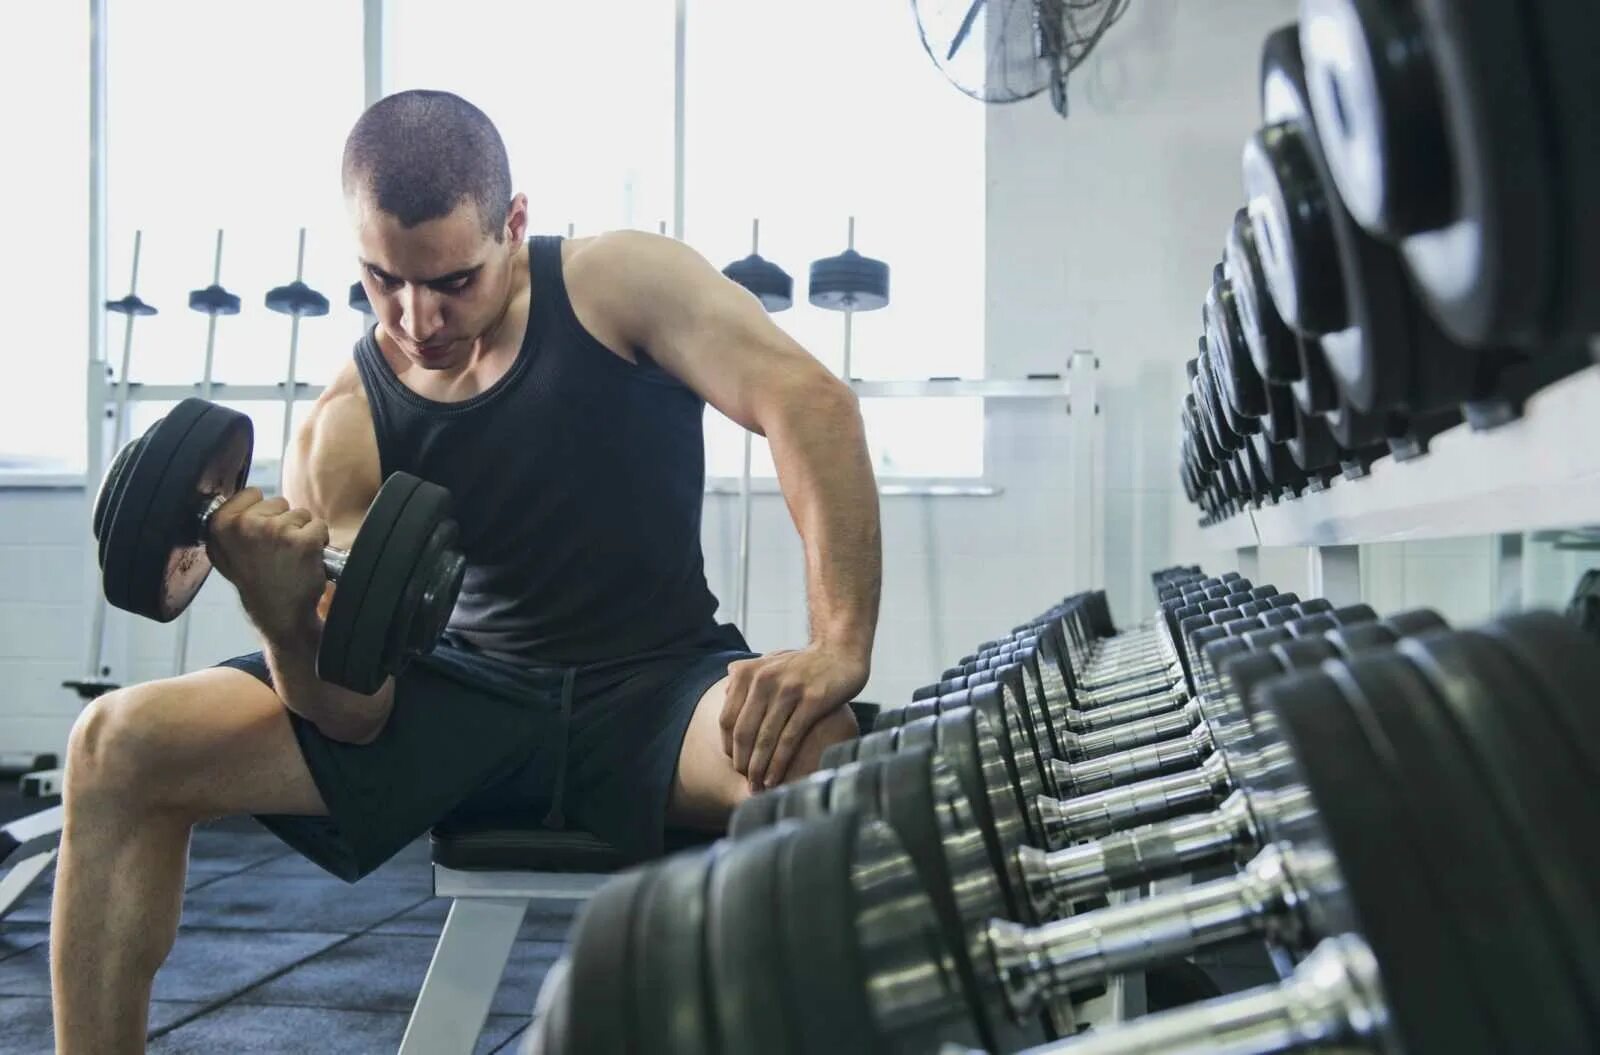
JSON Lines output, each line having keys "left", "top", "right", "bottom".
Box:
{"left": 262, "top": 619, "right": 394, "bottom": 745}
{"left": 767, "top": 384, "right": 882, "bottom": 668}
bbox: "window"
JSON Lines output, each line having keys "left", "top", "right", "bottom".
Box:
{"left": 108, "top": 1, "right": 366, "bottom": 463}
{"left": 685, "top": 0, "right": 987, "bottom": 478}
{"left": 386, "top": 0, "right": 676, "bottom": 238}
{"left": 1, "top": 4, "right": 89, "bottom": 470}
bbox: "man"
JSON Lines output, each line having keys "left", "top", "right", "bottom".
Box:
{"left": 52, "top": 89, "right": 880, "bottom": 1053}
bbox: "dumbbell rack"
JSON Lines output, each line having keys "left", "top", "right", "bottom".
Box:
{"left": 1199, "top": 360, "right": 1600, "bottom": 604}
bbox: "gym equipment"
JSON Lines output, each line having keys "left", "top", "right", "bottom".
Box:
{"left": 721, "top": 218, "right": 793, "bottom": 312}
{"left": 91, "top": 398, "right": 466, "bottom": 694}
{"left": 544, "top": 610, "right": 1600, "bottom": 1054}
{"left": 68, "top": 232, "right": 159, "bottom": 703}
{"left": 171, "top": 229, "right": 241, "bottom": 677}
{"left": 264, "top": 227, "right": 329, "bottom": 468}
{"left": 809, "top": 216, "right": 889, "bottom": 381}
{"left": 1299, "top": 0, "right": 1600, "bottom": 351}
{"left": 720, "top": 219, "right": 794, "bottom": 630}
{"left": 349, "top": 280, "right": 373, "bottom": 316}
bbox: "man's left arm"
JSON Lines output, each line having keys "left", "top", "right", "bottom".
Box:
{"left": 586, "top": 232, "right": 882, "bottom": 789}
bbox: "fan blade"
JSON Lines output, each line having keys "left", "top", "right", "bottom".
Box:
{"left": 946, "top": 0, "right": 988, "bottom": 62}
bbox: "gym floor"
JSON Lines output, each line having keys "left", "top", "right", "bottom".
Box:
{"left": 0, "top": 788, "right": 567, "bottom": 1054}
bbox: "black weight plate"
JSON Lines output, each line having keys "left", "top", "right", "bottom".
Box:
{"left": 778, "top": 815, "right": 885, "bottom": 1055}
{"left": 105, "top": 400, "right": 253, "bottom": 621}
{"left": 1483, "top": 612, "right": 1600, "bottom": 781}
{"left": 1206, "top": 278, "right": 1269, "bottom": 419}
{"left": 934, "top": 709, "right": 1028, "bottom": 921}
{"left": 336, "top": 478, "right": 453, "bottom": 693}
{"left": 1519, "top": 0, "right": 1600, "bottom": 339}
{"left": 381, "top": 517, "right": 456, "bottom": 674}
{"left": 818, "top": 735, "right": 863, "bottom": 770}
{"left": 317, "top": 473, "right": 420, "bottom": 690}
{"left": 634, "top": 846, "right": 718, "bottom": 1055}
{"left": 1326, "top": 653, "right": 1571, "bottom": 1053}
{"left": 93, "top": 436, "right": 143, "bottom": 559}
{"left": 775, "top": 770, "right": 832, "bottom": 823}
{"left": 1401, "top": 631, "right": 1600, "bottom": 1035}
{"left": 856, "top": 725, "right": 901, "bottom": 763}
{"left": 567, "top": 865, "right": 650, "bottom": 1055}
{"left": 728, "top": 784, "right": 786, "bottom": 839}
{"left": 873, "top": 751, "right": 1018, "bottom": 1052}
{"left": 1226, "top": 207, "right": 1301, "bottom": 384}
{"left": 1261, "top": 665, "right": 1494, "bottom": 1055}
{"left": 1400, "top": 1, "right": 1552, "bottom": 347}
{"left": 707, "top": 826, "right": 798, "bottom": 1055}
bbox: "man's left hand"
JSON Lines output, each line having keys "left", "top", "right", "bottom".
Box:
{"left": 720, "top": 646, "right": 868, "bottom": 792}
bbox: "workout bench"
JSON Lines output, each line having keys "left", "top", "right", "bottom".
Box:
{"left": 398, "top": 701, "right": 879, "bottom": 1053}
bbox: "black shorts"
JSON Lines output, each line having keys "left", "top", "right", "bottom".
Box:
{"left": 220, "top": 625, "right": 755, "bottom": 882}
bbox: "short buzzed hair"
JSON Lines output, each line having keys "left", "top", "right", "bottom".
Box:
{"left": 342, "top": 90, "right": 512, "bottom": 239}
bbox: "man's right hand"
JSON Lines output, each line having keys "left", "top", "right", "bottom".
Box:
{"left": 205, "top": 487, "right": 332, "bottom": 646}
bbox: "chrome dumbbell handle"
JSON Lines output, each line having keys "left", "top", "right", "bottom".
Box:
{"left": 1050, "top": 723, "right": 1215, "bottom": 797}
{"left": 989, "top": 844, "right": 1306, "bottom": 1018}
{"left": 1061, "top": 701, "right": 1203, "bottom": 761}
{"left": 197, "top": 493, "right": 345, "bottom": 580}
{"left": 995, "top": 936, "right": 1388, "bottom": 1055}
{"left": 1066, "top": 687, "right": 1189, "bottom": 733}
{"left": 1036, "top": 753, "right": 1233, "bottom": 848}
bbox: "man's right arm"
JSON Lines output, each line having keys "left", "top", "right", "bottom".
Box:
{"left": 208, "top": 369, "right": 395, "bottom": 744}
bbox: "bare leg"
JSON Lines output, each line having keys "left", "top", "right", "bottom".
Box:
{"left": 52, "top": 668, "right": 328, "bottom": 1055}
{"left": 666, "top": 675, "right": 858, "bottom": 830}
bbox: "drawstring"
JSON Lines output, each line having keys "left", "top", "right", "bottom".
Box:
{"left": 541, "top": 666, "right": 578, "bottom": 830}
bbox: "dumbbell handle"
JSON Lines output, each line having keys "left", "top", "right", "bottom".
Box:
{"left": 1065, "top": 687, "right": 1189, "bottom": 732}
{"left": 988, "top": 842, "right": 1329, "bottom": 1018}
{"left": 1060, "top": 700, "right": 1204, "bottom": 760}
{"left": 1050, "top": 723, "right": 1215, "bottom": 797}
{"left": 1036, "top": 751, "right": 1233, "bottom": 848}
{"left": 995, "top": 936, "right": 1385, "bottom": 1055}
{"left": 198, "top": 493, "right": 348, "bottom": 580}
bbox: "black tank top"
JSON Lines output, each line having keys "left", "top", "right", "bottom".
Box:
{"left": 353, "top": 235, "right": 723, "bottom": 666}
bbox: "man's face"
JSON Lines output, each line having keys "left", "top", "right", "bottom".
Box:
{"left": 350, "top": 193, "right": 519, "bottom": 371}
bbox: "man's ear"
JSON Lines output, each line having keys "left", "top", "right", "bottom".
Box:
{"left": 504, "top": 193, "right": 529, "bottom": 245}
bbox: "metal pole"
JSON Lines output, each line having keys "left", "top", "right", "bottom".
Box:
{"left": 362, "top": 0, "right": 385, "bottom": 106}
{"left": 279, "top": 228, "right": 307, "bottom": 477}
{"left": 82, "top": 0, "right": 111, "bottom": 685}
{"left": 842, "top": 216, "right": 856, "bottom": 381}
{"left": 173, "top": 230, "right": 227, "bottom": 676}
{"left": 734, "top": 216, "right": 759, "bottom": 629}
{"left": 111, "top": 231, "right": 144, "bottom": 448}
{"left": 673, "top": 0, "right": 687, "bottom": 240}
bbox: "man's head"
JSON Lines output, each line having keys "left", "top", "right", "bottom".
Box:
{"left": 343, "top": 89, "right": 528, "bottom": 370}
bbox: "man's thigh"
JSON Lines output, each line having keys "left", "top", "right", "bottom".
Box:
{"left": 665, "top": 676, "right": 858, "bottom": 831}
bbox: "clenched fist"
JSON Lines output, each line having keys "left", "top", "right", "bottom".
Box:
{"left": 205, "top": 488, "right": 330, "bottom": 644}
{"left": 720, "top": 646, "right": 868, "bottom": 791}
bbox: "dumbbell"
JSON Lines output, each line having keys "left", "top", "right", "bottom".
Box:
{"left": 980, "top": 609, "right": 1600, "bottom": 1055}
{"left": 1298, "top": 0, "right": 1600, "bottom": 353}
{"left": 857, "top": 599, "right": 1370, "bottom": 854}
{"left": 866, "top": 602, "right": 1386, "bottom": 866}
{"left": 91, "top": 398, "right": 466, "bottom": 694}
{"left": 550, "top": 611, "right": 1600, "bottom": 1055}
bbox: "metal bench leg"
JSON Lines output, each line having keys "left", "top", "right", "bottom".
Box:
{"left": 399, "top": 896, "right": 529, "bottom": 1055}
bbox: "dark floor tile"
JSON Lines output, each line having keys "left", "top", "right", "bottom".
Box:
{"left": 371, "top": 897, "right": 577, "bottom": 943}
{"left": 179, "top": 873, "right": 431, "bottom": 932}
{"left": 0, "top": 923, "right": 48, "bottom": 963}
{"left": 238, "top": 932, "right": 563, "bottom": 1017}
{"left": 147, "top": 1003, "right": 526, "bottom": 1054}
{"left": 0, "top": 996, "right": 204, "bottom": 1054}
{"left": 246, "top": 847, "right": 432, "bottom": 887}
{"left": 186, "top": 829, "right": 294, "bottom": 876}
{"left": 0, "top": 927, "right": 342, "bottom": 1003}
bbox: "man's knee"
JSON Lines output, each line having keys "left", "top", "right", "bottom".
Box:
{"left": 66, "top": 683, "right": 176, "bottom": 806}
{"left": 786, "top": 704, "right": 860, "bottom": 781}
